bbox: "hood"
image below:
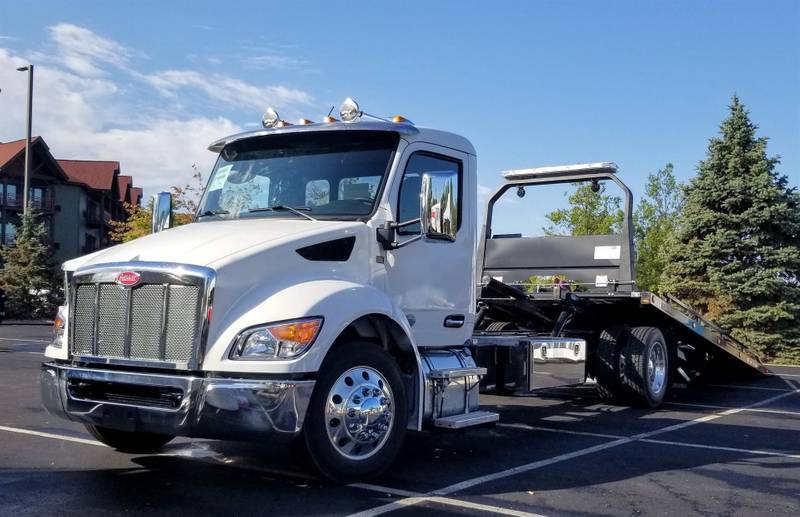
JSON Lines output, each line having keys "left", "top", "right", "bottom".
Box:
{"left": 64, "top": 218, "right": 362, "bottom": 271}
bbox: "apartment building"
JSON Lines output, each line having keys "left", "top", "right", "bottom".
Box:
{"left": 0, "top": 136, "right": 143, "bottom": 265}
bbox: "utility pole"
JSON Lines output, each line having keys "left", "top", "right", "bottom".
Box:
{"left": 16, "top": 64, "right": 33, "bottom": 215}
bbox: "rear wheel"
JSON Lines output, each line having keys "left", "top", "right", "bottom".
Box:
{"left": 620, "top": 326, "right": 670, "bottom": 407}
{"left": 85, "top": 425, "right": 174, "bottom": 453}
{"left": 594, "top": 327, "right": 627, "bottom": 401}
{"left": 303, "top": 342, "right": 407, "bottom": 482}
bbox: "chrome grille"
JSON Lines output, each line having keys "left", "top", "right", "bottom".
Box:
{"left": 69, "top": 264, "right": 212, "bottom": 368}
{"left": 72, "top": 285, "right": 97, "bottom": 355}
{"left": 97, "top": 285, "right": 127, "bottom": 357}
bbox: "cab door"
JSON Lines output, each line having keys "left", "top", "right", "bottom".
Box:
{"left": 383, "top": 143, "right": 476, "bottom": 347}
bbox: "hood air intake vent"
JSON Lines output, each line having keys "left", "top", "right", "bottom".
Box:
{"left": 296, "top": 236, "right": 356, "bottom": 262}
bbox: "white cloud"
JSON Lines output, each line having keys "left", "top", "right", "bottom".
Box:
{"left": 0, "top": 25, "right": 315, "bottom": 195}
{"left": 247, "top": 53, "right": 310, "bottom": 71}
{"left": 47, "top": 23, "right": 131, "bottom": 76}
{"left": 141, "top": 69, "right": 312, "bottom": 110}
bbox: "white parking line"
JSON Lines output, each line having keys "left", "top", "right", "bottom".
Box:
{"left": 497, "top": 422, "right": 623, "bottom": 440}
{"left": 707, "top": 384, "right": 795, "bottom": 392}
{"left": 498, "top": 421, "right": 800, "bottom": 459}
{"left": 426, "top": 388, "right": 800, "bottom": 497}
{"left": 349, "top": 483, "right": 422, "bottom": 498}
{"left": 348, "top": 496, "right": 548, "bottom": 517}
{"left": 639, "top": 438, "right": 800, "bottom": 459}
{"left": 0, "top": 425, "right": 107, "bottom": 447}
{"left": 426, "top": 496, "right": 548, "bottom": 517}
{"left": 663, "top": 401, "right": 800, "bottom": 417}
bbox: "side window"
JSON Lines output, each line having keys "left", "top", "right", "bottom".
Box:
{"left": 305, "top": 179, "right": 330, "bottom": 207}
{"left": 398, "top": 153, "right": 461, "bottom": 235}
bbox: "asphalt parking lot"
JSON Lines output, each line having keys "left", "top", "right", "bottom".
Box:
{"left": 1, "top": 324, "right": 798, "bottom": 517}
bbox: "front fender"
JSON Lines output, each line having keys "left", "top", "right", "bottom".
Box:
{"left": 202, "top": 280, "right": 416, "bottom": 374}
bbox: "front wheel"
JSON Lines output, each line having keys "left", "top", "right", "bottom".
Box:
{"left": 303, "top": 341, "right": 408, "bottom": 482}
{"left": 85, "top": 425, "right": 174, "bottom": 453}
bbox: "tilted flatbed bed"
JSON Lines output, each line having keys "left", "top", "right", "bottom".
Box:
{"left": 469, "top": 162, "right": 766, "bottom": 403}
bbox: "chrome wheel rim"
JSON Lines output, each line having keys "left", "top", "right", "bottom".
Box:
{"left": 647, "top": 339, "right": 667, "bottom": 396}
{"left": 325, "top": 366, "right": 394, "bottom": 460}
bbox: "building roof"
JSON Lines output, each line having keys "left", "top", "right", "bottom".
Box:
{"left": 58, "top": 159, "right": 120, "bottom": 191}
{"left": 0, "top": 137, "right": 43, "bottom": 169}
{"left": 129, "top": 187, "right": 143, "bottom": 205}
{"left": 118, "top": 175, "right": 132, "bottom": 201}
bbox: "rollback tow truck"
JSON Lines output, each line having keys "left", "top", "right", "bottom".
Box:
{"left": 41, "top": 98, "right": 766, "bottom": 481}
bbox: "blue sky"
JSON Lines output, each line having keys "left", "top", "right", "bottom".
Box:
{"left": 0, "top": 0, "right": 797, "bottom": 230}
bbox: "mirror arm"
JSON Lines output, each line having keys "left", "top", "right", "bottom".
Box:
{"left": 376, "top": 218, "right": 421, "bottom": 250}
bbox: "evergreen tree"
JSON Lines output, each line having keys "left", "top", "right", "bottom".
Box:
{"left": 544, "top": 182, "right": 624, "bottom": 236}
{"left": 0, "top": 209, "right": 61, "bottom": 319}
{"left": 634, "top": 164, "right": 682, "bottom": 293}
{"left": 662, "top": 96, "right": 800, "bottom": 362}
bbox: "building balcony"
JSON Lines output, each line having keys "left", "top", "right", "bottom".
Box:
{"left": 4, "top": 194, "right": 55, "bottom": 212}
{"left": 84, "top": 209, "right": 112, "bottom": 226}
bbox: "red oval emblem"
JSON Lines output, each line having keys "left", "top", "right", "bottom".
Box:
{"left": 116, "top": 271, "right": 141, "bottom": 286}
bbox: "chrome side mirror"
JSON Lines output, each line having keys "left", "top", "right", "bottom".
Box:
{"left": 151, "top": 192, "right": 173, "bottom": 233}
{"left": 421, "top": 171, "right": 458, "bottom": 242}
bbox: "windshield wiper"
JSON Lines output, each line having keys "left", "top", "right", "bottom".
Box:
{"left": 248, "top": 205, "right": 317, "bottom": 221}
{"left": 197, "top": 209, "right": 230, "bottom": 218}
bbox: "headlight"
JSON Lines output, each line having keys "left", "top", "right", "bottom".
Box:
{"left": 229, "top": 317, "right": 323, "bottom": 360}
{"left": 53, "top": 305, "right": 66, "bottom": 348}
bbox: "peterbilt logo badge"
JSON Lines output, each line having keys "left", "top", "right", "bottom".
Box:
{"left": 115, "top": 271, "right": 141, "bottom": 286}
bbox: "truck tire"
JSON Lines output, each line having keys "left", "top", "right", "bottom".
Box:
{"left": 303, "top": 341, "right": 408, "bottom": 482}
{"left": 85, "top": 424, "right": 174, "bottom": 453}
{"left": 620, "top": 326, "right": 670, "bottom": 407}
{"left": 595, "top": 327, "right": 627, "bottom": 401}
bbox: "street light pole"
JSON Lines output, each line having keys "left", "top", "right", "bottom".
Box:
{"left": 16, "top": 64, "right": 33, "bottom": 215}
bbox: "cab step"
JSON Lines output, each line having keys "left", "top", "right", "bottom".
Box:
{"left": 434, "top": 410, "right": 499, "bottom": 429}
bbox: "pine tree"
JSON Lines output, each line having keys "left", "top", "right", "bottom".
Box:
{"left": 662, "top": 96, "right": 800, "bottom": 362}
{"left": 634, "top": 164, "right": 682, "bottom": 293}
{"left": 0, "top": 209, "right": 61, "bottom": 319}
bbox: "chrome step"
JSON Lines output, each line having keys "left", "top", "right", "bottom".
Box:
{"left": 427, "top": 367, "right": 487, "bottom": 380}
{"left": 434, "top": 410, "right": 499, "bottom": 429}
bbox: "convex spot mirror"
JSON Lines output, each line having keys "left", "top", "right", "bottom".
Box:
{"left": 421, "top": 171, "right": 458, "bottom": 242}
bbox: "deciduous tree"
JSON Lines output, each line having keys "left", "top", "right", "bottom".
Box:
{"left": 634, "top": 164, "right": 682, "bottom": 293}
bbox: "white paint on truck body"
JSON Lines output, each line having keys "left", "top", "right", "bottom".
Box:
{"left": 48, "top": 124, "right": 478, "bottom": 376}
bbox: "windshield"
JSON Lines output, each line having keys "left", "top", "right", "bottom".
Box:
{"left": 197, "top": 131, "right": 400, "bottom": 220}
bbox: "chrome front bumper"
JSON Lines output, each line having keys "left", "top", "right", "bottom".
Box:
{"left": 41, "top": 363, "right": 314, "bottom": 440}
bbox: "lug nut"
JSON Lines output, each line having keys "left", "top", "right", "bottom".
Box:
{"left": 347, "top": 409, "right": 356, "bottom": 418}
{"left": 373, "top": 388, "right": 381, "bottom": 396}
{"left": 353, "top": 396, "right": 361, "bottom": 404}
{"left": 362, "top": 387, "right": 370, "bottom": 396}
{"left": 380, "top": 397, "right": 387, "bottom": 405}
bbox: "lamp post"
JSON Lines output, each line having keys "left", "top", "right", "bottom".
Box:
{"left": 16, "top": 64, "right": 33, "bottom": 215}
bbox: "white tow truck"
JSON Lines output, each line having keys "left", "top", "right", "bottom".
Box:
{"left": 42, "top": 98, "right": 765, "bottom": 481}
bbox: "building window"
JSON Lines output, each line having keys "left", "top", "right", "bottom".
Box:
{"left": 3, "top": 223, "right": 16, "bottom": 246}
{"left": 5, "top": 184, "right": 17, "bottom": 205}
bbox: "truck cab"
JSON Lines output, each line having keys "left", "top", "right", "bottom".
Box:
{"left": 42, "top": 100, "right": 493, "bottom": 481}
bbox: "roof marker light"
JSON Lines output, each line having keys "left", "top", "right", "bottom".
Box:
{"left": 339, "top": 97, "right": 362, "bottom": 122}
{"left": 298, "top": 118, "right": 315, "bottom": 125}
{"left": 323, "top": 115, "right": 339, "bottom": 123}
{"left": 262, "top": 107, "right": 280, "bottom": 128}
{"left": 392, "top": 115, "right": 413, "bottom": 124}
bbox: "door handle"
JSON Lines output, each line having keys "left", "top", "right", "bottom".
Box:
{"left": 443, "top": 314, "right": 465, "bottom": 328}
